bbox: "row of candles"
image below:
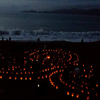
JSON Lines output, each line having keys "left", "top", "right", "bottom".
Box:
{"left": 0, "top": 48, "right": 99, "bottom": 100}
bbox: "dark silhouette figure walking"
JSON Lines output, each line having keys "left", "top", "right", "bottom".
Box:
{"left": 81, "top": 38, "right": 83, "bottom": 43}
{"left": 37, "top": 38, "right": 40, "bottom": 42}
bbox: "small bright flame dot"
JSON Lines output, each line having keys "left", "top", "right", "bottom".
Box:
{"left": 37, "top": 84, "right": 40, "bottom": 87}
{"left": 46, "top": 55, "right": 50, "bottom": 59}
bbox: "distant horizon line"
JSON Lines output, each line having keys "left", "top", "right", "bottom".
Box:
{"left": 0, "top": 8, "right": 100, "bottom": 13}
{"left": 21, "top": 8, "right": 100, "bottom": 11}
{"left": 20, "top": 8, "right": 100, "bottom": 16}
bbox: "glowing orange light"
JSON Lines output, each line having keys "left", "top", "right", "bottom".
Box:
{"left": 76, "top": 94, "right": 79, "bottom": 98}
{"left": 24, "top": 60, "right": 26, "bottom": 66}
{"left": 85, "top": 75, "right": 87, "bottom": 78}
{"left": 87, "top": 96, "right": 89, "bottom": 100}
{"left": 69, "top": 84, "right": 71, "bottom": 87}
{"left": 6, "top": 71, "right": 8, "bottom": 74}
{"left": 18, "top": 66, "right": 20, "bottom": 68}
{"left": 51, "top": 82, "right": 53, "bottom": 85}
{"left": 57, "top": 66, "right": 59, "bottom": 68}
{"left": 81, "top": 85, "right": 83, "bottom": 88}
{"left": 2, "top": 57, "right": 4, "bottom": 59}
{"left": 65, "top": 83, "right": 68, "bottom": 86}
{"left": 71, "top": 93, "right": 74, "bottom": 97}
{"left": 0, "top": 76, "right": 2, "bottom": 79}
{"left": 28, "top": 72, "right": 30, "bottom": 74}
{"left": 83, "top": 69, "right": 85, "bottom": 72}
{"left": 67, "top": 91, "right": 70, "bottom": 95}
{"left": 9, "top": 76, "right": 11, "bottom": 79}
{"left": 2, "top": 68, "right": 4, "bottom": 70}
{"left": 24, "top": 71, "right": 27, "bottom": 74}
{"left": 81, "top": 90, "right": 84, "bottom": 93}
{"left": 59, "top": 69, "right": 61, "bottom": 72}
{"left": 8, "top": 68, "right": 10, "bottom": 70}
{"left": 82, "top": 64, "right": 85, "bottom": 66}
{"left": 34, "top": 55, "right": 36, "bottom": 58}
{"left": 53, "top": 84, "right": 55, "bottom": 87}
{"left": 12, "top": 66, "right": 14, "bottom": 68}
{"left": 69, "top": 62, "right": 71, "bottom": 64}
{"left": 15, "top": 77, "right": 17, "bottom": 80}
{"left": 45, "top": 69, "right": 47, "bottom": 71}
{"left": 73, "top": 63, "right": 75, "bottom": 65}
{"left": 16, "top": 72, "right": 18, "bottom": 74}
{"left": 38, "top": 76, "right": 40, "bottom": 79}
{"left": 96, "top": 84, "right": 98, "bottom": 87}
{"left": 48, "top": 68, "right": 49, "bottom": 71}
{"left": 0, "top": 71, "right": 1, "bottom": 73}
{"left": 91, "top": 65, "right": 93, "bottom": 68}
{"left": 86, "top": 87, "right": 88, "bottom": 89}
{"left": 42, "top": 70, "right": 44, "bottom": 72}
{"left": 56, "top": 85, "right": 58, "bottom": 89}
{"left": 42, "top": 76, "right": 44, "bottom": 79}
{"left": 42, "top": 62, "right": 44, "bottom": 65}
{"left": 72, "top": 86, "right": 75, "bottom": 89}
{"left": 88, "top": 75, "right": 91, "bottom": 78}
{"left": 30, "top": 66, "right": 32, "bottom": 69}
{"left": 82, "top": 81, "right": 84, "bottom": 84}
{"left": 29, "top": 77, "right": 32, "bottom": 80}
{"left": 65, "top": 66, "right": 67, "bottom": 68}
{"left": 31, "top": 71, "right": 34, "bottom": 74}
{"left": 2, "top": 71, "right": 4, "bottom": 73}
{"left": 96, "top": 93, "right": 98, "bottom": 96}
{"left": 87, "top": 91, "right": 89, "bottom": 94}
{"left": 74, "top": 74, "right": 75, "bottom": 77}
{"left": 62, "top": 69, "right": 64, "bottom": 72}
{"left": 47, "top": 55, "right": 50, "bottom": 59}
{"left": 20, "top": 77, "right": 23, "bottom": 80}
{"left": 63, "top": 81, "right": 65, "bottom": 84}
{"left": 45, "top": 75, "right": 47, "bottom": 78}
{"left": 90, "top": 70, "right": 92, "bottom": 73}
{"left": 91, "top": 68, "right": 93, "bottom": 71}
{"left": 23, "top": 68, "right": 25, "bottom": 71}
{"left": 76, "top": 63, "right": 78, "bottom": 66}
{"left": 25, "top": 77, "right": 27, "bottom": 80}
{"left": 15, "top": 66, "right": 17, "bottom": 69}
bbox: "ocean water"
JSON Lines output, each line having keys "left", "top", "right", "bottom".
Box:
{"left": 0, "top": 12, "right": 100, "bottom": 42}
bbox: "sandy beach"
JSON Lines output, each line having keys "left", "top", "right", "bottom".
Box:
{"left": 0, "top": 40, "right": 100, "bottom": 100}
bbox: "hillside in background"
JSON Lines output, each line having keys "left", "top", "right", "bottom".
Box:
{"left": 21, "top": 9, "right": 100, "bottom": 16}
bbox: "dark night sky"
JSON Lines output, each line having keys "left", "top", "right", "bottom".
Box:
{"left": 0, "top": 0, "right": 100, "bottom": 12}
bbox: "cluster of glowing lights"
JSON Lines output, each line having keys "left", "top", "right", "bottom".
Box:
{"left": 48, "top": 69, "right": 64, "bottom": 89}
{"left": 0, "top": 48, "right": 99, "bottom": 99}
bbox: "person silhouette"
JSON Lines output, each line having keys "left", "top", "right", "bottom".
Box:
{"left": 2, "top": 37, "right": 4, "bottom": 41}
{"left": 81, "top": 38, "right": 83, "bottom": 43}
{"left": 37, "top": 38, "right": 40, "bottom": 42}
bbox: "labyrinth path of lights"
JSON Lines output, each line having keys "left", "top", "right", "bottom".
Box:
{"left": 0, "top": 47, "right": 99, "bottom": 100}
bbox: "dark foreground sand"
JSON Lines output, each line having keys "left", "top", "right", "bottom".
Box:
{"left": 0, "top": 40, "right": 100, "bottom": 100}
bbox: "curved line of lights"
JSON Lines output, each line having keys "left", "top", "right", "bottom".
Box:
{"left": 0, "top": 48, "right": 99, "bottom": 99}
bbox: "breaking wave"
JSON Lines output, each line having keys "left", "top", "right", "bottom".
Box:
{"left": 0, "top": 28, "right": 100, "bottom": 42}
